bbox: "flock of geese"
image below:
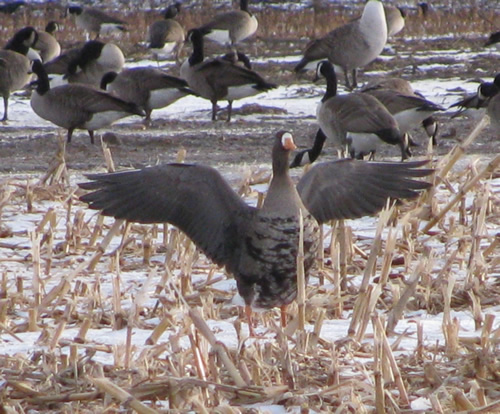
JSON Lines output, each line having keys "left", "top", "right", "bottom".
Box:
{"left": 1, "top": 0, "right": 498, "bottom": 333}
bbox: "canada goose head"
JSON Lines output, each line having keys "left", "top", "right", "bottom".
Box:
{"left": 67, "top": 6, "right": 83, "bottom": 16}
{"left": 163, "top": 4, "right": 180, "bottom": 19}
{"left": 4, "top": 26, "right": 38, "bottom": 55}
{"left": 45, "top": 21, "right": 60, "bottom": 34}
{"left": 484, "top": 31, "right": 500, "bottom": 47}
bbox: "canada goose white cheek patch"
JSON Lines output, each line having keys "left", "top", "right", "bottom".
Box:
{"left": 205, "top": 29, "right": 231, "bottom": 45}
{"left": 226, "top": 84, "right": 261, "bottom": 100}
{"left": 149, "top": 89, "right": 186, "bottom": 108}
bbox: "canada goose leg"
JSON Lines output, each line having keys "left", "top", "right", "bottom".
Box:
{"left": 1, "top": 97, "right": 8, "bottom": 121}
{"left": 343, "top": 70, "right": 352, "bottom": 91}
{"left": 351, "top": 69, "right": 358, "bottom": 89}
{"left": 227, "top": 100, "right": 233, "bottom": 122}
{"left": 245, "top": 305, "right": 256, "bottom": 337}
{"left": 211, "top": 100, "right": 218, "bottom": 121}
{"left": 88, "top": 130, "right": 95, "bottom": 144}
{"left": 280, "top": 305, "right": 288, "bottom": 328}
{"left": 67, "top": 128, "right": 74, "bottom": 143}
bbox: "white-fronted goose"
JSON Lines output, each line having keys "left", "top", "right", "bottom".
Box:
{"left": 450, "top": 74, "right": 500, "bottom": 117}
{"left": 65, "top": 40, "right": 125, "bottom": 87}
{"left": 68, "top": 6, "right": 127, "bottom": 40}
{"left": 294, "top": 0, "right": 387, "bottom": 89}
{"left": 180, "top": 29, "right": 275, "bottom": 121}
{"left": 33, "top": 21, "right": 61, "bottom": 62}
{"left": 0, "top": 26, "right": 38, "bottom": 121}
{"left": 100, "top": 67, "right": 193, "bottom": 122}
{"left": 79, "top": 130, "right": 432, "bottom": 334}
{"left": 30, "top": 60, "right": 144, "bottom": 144}
{"left": 315, "top": 61, "right": 408, "bottom": 160}
{"left": 198, "top": 0, "right": 258, "bottom": 50}
{"left": 148, "top": 3, "right": 185, "bottom": 62}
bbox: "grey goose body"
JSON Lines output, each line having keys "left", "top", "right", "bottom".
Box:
{"left": 0, "top": 26, "right": 38, "bottom": 121}
{"left": 361, "top": 77, "right": 442, "bottom": 145}
{"left": 101, "top": 67, "right": 193, "bottom": 122}
{"left": 315, "top": 61, "right": 408, "bottom": 161}
{"left": 294, "top": 0, "right": 387, "bottom": 89}
{"left": 180, "top": 29, "right": 275, "bottom": 121}
{"left": 198, "top": 0, "right": 258, "bottom": 49}
{"left": 148, "top": 3, "right": 185, "bottom": 62}
{"left": 79, "top": 130, "right": 432, "bottom": 334}
{"left": 68, "top": 6, "right": 127, "bottom": 39}
{"left": 30, "top": 60, "right": 144, "bottom": 144}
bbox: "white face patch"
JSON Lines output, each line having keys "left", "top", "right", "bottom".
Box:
{"left": 281, "top": 132, "right": 296, "bottom": 150}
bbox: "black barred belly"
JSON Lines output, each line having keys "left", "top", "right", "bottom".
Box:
{"left": 236, "top": 214, "right": 320, "bottom": 310}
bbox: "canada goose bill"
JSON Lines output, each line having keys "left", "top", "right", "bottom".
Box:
{"left": 148, "top": 3, "right": 185, "bottom": 63}
{"left": 198, "top": 0, "right": 258, "bottom": 49}
{"left": 180, "top": 29, "right": 275, "bottom": 122}
{"left": 79, "top": 130, "right": 432, "bottom": 335}
{"left": 1, "top": 26, "right": 38, "bottom": 121}
{"left": 32, "top": 21, "right": 61, "bottom": 62}
{"left": 294, "top": 0, "right": 387, "bottom": 90}
{"left": 68, "top": 6, "right": 127, "bottom": 40}
{"left": 30, "top": 60, "right": 144, "bottom": 144}
{"left": 65, "top": 40, "right": 125, "bottom": 87}
{"left": 100, "top": 67, "right": 194, "bottom": 122}
{"left": 315, "top": 61, "right": 409, "bottom": 161}
{"left": 449, "top": 74, "right": 500, "bottom": 117}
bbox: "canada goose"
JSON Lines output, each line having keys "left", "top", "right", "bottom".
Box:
{"left": 65, "top": 40, "right": 125, "bottom": 87}
{"left": 449, "top": 74, "right": 500, "bottom": 117}
{"left": 0, "top": 1, "right": 25, "bottom": 14}
{"left": 294, "top": 0, "right": 387, "bottom": 89}
{"left": 362, "top": 88, "right": 444, "bottom": 138}
{"left": 68, "top": 6, "right": 127, "bottom": 40}
{"left": 79, "top": 130, "right": 432, "bottom": 334}
{"left": 0, "top": 26, "right": 38, "bottom": 121}
{"left": 33, "top": 21, "right": 61, "bottom": 62}
{"left": 148, "top": 3, "right": 185, "bottom": 62}
{"left": 290, "top": 129, "right": 327, "bottom": 167}
{"left": 384, "top": 5, "right": 406, "bottom": 37}
{"left": 198, "top": 0, "right": 258, "bottom": 50}
{"left": 180, "top": 29, "right": 275, "bottom": 121}
{"left": 484, "top": 31, "right": 500, "bottom": 48}
{"left": 315, "top": 61, "right": 408, "bottom": 161}
{"left": 362, "top": 77, "right": 441, "bottom": 145}
{"left": 30, "top": 60, "right": 144, "bottom": 144}
{"left": 100, "top": 67, "right": 194, "bottom": 122}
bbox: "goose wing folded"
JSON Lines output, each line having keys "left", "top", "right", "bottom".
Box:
{"left": 297, "top": 159, "right": 432, "bottom": 223}
{"left": 79, "top": 164, "right": 254, "bottom": 267}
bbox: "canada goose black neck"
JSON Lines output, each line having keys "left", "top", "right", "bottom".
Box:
{"left": 4, "top": 27, "right": 37, "bottom": 55}
{"left": 188, "top": 29, "right": 204, "bottom": 66}
{"left": 240, "top": 0, "right": 250, "bottom": 13}
{"left": 32, "top": 60, "right": 50, "bottom": 95}
{"left": 318, "top": 61, "right": 337, "bottom": 102}
{"left": 100, "top": 71, "right": 118, "bottom": 90}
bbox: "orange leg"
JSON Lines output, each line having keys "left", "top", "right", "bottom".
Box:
{"left": 245, "top": 305, "right": 256, "bottom": 337}
{"left": 280, "top": 305, "right": 288, "bottom": 328}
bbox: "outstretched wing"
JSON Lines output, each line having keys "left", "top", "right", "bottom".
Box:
{"left": 297, "top": 159, "right": 432, "bottom": 223}
{"left": 79, "top": 164, "right": 254, "bottom": 267}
